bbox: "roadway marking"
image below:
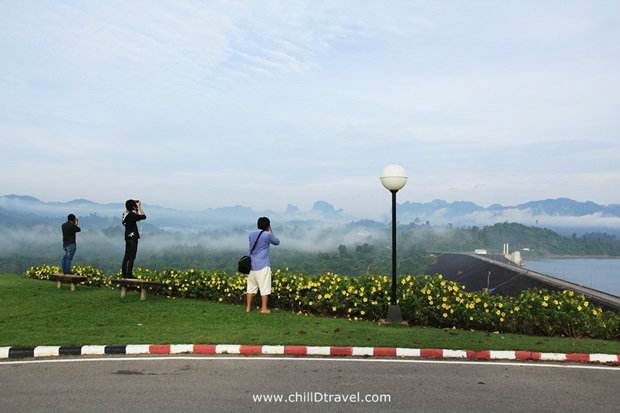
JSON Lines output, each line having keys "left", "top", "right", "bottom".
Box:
{"left": 1, "top": 356, "right": 618, "bottom": 371}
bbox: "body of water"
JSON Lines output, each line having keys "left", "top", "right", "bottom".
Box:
{"left": 522, "top": 258, "right": 620, "bottom": 297}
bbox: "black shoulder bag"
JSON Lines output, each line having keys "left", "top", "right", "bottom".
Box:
{"left": 237, "top": 230, "right": 265, "bottom": 274}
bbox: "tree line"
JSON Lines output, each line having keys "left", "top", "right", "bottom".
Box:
{"left": 1, "top": 222, "right": 617, "bottom": 276}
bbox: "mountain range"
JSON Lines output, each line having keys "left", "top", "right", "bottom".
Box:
{"left": 0, "top": 194, "right": 618, "bottom": 236}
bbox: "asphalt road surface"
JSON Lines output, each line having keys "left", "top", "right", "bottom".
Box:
{"left": 1, "top": 356, "right": 618, "bottom": 413}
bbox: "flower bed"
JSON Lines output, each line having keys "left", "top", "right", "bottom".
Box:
{"left": 25, "top": 264, "right": 619, "bottom": 340}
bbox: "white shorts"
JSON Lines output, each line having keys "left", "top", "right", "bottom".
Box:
{"left": 247, "top": 266, "right": 272, "bottom": 295}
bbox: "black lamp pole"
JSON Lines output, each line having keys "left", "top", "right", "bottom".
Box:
{"left": 391, "top": 190, "right": 397, "bottom": 304}
{"left": 386, "top": 189, "right": 402, "bottom": 322}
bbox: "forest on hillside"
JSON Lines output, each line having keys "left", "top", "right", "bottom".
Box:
{"left": 1, "top": 222, "right": 617, "bottom": 276}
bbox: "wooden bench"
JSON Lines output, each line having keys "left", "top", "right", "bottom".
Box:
{"left": 115, "top": 279, "right": 162, "bottom": 301}
{"left": 50, "top": 274, "right": 87, "bottom": 291}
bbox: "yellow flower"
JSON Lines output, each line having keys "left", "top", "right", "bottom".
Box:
{"left": 332, "top": 306, "right": 337, "bottom": 311}
{"left": 443, "top": 313, "right": 448, "bottom": 318}
{"left": 577, "top": 306, "right": 582, "bottom": 311}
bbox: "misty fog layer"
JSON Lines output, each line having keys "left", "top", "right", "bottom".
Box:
{"left": 2, "top": 194, "right": 619, "bottom": 276}
{"left": 2, "top": 195, "right": 619, "bottom": 236}
{"left": 0, "top": 223, "right": 390, "bottom": 255}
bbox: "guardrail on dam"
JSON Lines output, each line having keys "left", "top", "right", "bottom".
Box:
{"left": 425, "top": 252, "right": 620, "bottom": 312}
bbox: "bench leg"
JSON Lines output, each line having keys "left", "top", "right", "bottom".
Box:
{"left": 140, "top": 288, "right": 147, "bottom": 301}
{"left": 121, "top": 286, "right": 127, "bottom": 298}
{"left": 70, "top": 282, "right": 76, "bottom": 292}
{"left": 57, "top": 280, "right": 62, "bottom": 289}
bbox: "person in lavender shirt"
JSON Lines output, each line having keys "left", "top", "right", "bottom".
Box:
{"left": 246, "top": 217, "right": 280, "bottom": 313}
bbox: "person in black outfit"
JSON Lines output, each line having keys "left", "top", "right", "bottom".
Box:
{"left": 121, "top": 199, "right": 146, "bottom": 279}
{"left": 61, "top": 214, "right": 81, "bottom": 274}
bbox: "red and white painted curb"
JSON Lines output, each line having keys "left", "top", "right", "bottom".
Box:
{"left": 1, "top": 345, "right": 618, "bottom": 365}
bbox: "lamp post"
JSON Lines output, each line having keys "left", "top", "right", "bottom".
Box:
{"left": 380, "top": 164, "right": 407, "bottom": 323}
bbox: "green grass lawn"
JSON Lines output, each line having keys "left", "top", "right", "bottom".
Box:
{"left": 1, "top": 274, "right": 618, "bottom": 354}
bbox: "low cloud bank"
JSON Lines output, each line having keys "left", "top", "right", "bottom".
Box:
{"left": 419, "top": 209, "right": 620, "bottom": 232}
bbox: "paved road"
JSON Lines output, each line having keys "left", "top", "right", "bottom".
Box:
{"left": 1, "top": 356, "right": 618, "bottom": 413}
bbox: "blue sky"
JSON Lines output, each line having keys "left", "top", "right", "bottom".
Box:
{"left": 1, "top": 1, "right": 618, "bottom": 217}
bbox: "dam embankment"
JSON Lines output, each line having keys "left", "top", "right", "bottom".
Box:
{"left": 424, "top": 252, "right": 620, "bottom": 313}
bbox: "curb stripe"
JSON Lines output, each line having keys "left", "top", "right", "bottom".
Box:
{"left": 10, "top": 347, "right": 35, "bottom": 358}
{"left": 515, "top": 351, "right": 539, "bottom": 360}
{"left": 566, "top": 353, "right": 589, "bottom": 362}
{"left": 216, "top": 344, "right": 240, "bottom": 354}
{"left": 307, "top": 346, "right": 330, "bottom": 356}
{"left": 1, "top": 344, "right": 617, "bottom": 365}
{"left": 104, "top": 345, "right": 126, "bottom": 355}
{"left": 420, "top": 349, "right": 443, "bottom": 358}
{"left": 34, "top": 346, "right": 60, "bottom": 357}
{"left": 126, "top": 345, "right": 150, "bottom": 355}
{"left": 352, "top": 347, "right": 374, "bottom": 356}
{"left": 262, "top": 345, "right": 285, "bottom": 355}
{"left": 590, "top": 354, "right": 618, "bottom": 363}
{"left": 443, "top": 349, "right": 467, "bottom": 359}
{"left": 149, "top": 344, "right": 170, "bottom": 354}
{"left": 396, "top": 348, "right": 420, "bottom": 357}
{"left": 239, "top": 345, "right": 262, "bottom": 355}
{"left": 170, "top": 344, "right": 193, "bottom": 354}
{"left": 374, "top": 347, "right": 397, "bottom": 357}
{"left": 81, "top": 345, "right": 105, "bottom": 355}
{"left": 330, "top": 347, "right": 353, "bottom": 356}
{"left": 59, "top": 346, "right": 82, "bottom": 356}
{"left": 284, "top": 346, "right": 307, "bottom": 355}
{"left": 468, "top": 351, "right": 490, "bottom": 360}
{"left": 490, "top": 351, "right": 515, "bottom": 360}
{"left": 193, "top": 344, "right": 216, "bottom": 354}
{"left": 541, "top": 353, "right": 566, "bottom": 361}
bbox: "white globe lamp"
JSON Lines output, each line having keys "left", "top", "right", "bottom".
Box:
{"left": 380, "top": 164, "right": 408, "bottom": 192}
{"left": 380, "top": 164, "right": 407, "bottom": 323}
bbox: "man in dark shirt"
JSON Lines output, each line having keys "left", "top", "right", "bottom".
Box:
{"left": 121, "top": 199, "right": 146, "bottom": 279}
{"left": 61, "top": 214, "right": 81, "bottom": 274}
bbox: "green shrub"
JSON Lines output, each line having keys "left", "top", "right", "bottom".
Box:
{"left": 25, "top": 265, "right": 619, "bottom": 340}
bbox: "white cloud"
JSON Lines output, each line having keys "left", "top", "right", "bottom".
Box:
{"left": 0, "top": 1, "right": 618, "bottom": 212}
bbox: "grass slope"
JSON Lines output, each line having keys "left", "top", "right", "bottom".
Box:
{"left": 1, "top": 274, "right": 618, "bottom": 354}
